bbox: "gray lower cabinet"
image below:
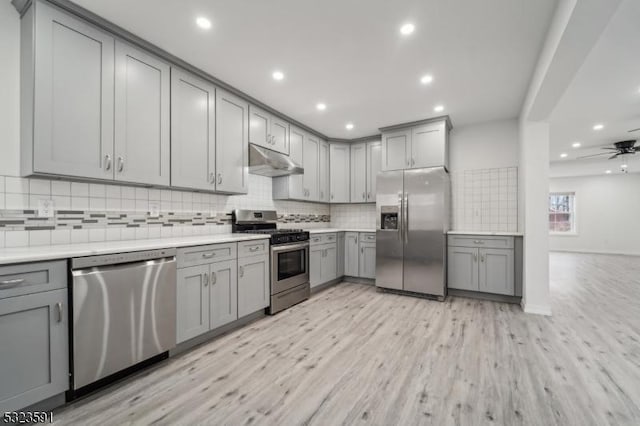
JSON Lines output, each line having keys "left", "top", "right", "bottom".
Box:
{"left": 310, "top": 243, "right": 337, "bottom": 288}
{"left": 176, "top": 264, "right": 210, "bottom": 343}
{"left": 359, "top": 241, "right": 376, "bottom": 279}
{"left": 209, "top": 259, "right": 238, "bottom": 330}
{"left": 310, "top": 245, "right": 323, "bottom": 287}
{"left": 336, "top": 233, "right": 345, "bottom": 277}
{"left": 0, "top": 288, "right": 68, "bottom": 413}
{"left": 237, "top": 255, "right": 269, "bottom": 318}
{"left": 447, "top": 235, "right": 515, "bottom": 296}
{"left": 344, "top": 232, "right": 359, "bottom": 277}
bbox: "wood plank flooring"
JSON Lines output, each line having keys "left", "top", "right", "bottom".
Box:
{"left": 53, "top": 252, "right": 640, "bottom": 425}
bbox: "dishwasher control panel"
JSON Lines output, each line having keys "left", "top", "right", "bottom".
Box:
{"left": 71, "top": 248, "right": 177, "bottom": 269}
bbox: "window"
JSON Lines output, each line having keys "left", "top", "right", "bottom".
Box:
{"left": 549, "top": 192, "right": 576, "bottom": 233}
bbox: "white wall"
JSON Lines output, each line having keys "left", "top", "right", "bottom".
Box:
{"left": 0, "top": 1, "right": 21, "bottom": 177}
{"left": 449, "top": 119, "right": 519, "bottom": 172}
{"left": 549, "top": 173, "right": 640, "bottom": 255}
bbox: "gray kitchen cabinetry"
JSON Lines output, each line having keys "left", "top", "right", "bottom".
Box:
{"left": 447, "top": 235, "right": 515, "bottom": 296}
{"left": 366, "top": 141, "right": 382, "bottom": 202}
{"left": 249, "top": 105, "right": 289, "bottom": 155}
{"left": 380, "top": 118, "right": 450, "bottom": 172}
{"left": 0, "top": 261, "right": 68, "bottom": 413}
{"left": 237, "top": 254, "right": 269, "bottom": 318}
{"left": 350, "top": 143, "right": 367, "bottom": 203}
{"left": 21, "top": 1, "right": 115, "bottom": 180}
{"left": 176, "top": 264, "right": 210, "bottom": 343}
{"left": 114, "top": 40, "right": 171, "bottom": 186}
{"left": 216, "top": 89, "right": 250, "bottom": 194}
{"left": 336, "top": 232, "right": 346, "bottom": 277}
{"left": 303, "top": 134, "right": 320, "bottom": 201}
{"left": 209, "top": 259, "right": 238, "bottom": 330}
{"left": 273, "top": 127, "right": 322, "bottom": 202}
{"left": 171, "top": 68, "right": 216, "bottom": 191}
{"left": 310, "top": 235, "right": 337, "bottom": 288}
{"left": 358, "top": 233, "right": 377, "bottom": 279}
{"left": 344, "top": 232, "right": 360, "bottom": 277}
{"left": 329, "top": 144, "right": 350, "bottom": 203}
{"left": 272, "top": 127, "right": 305, "bottom": 200}
{"left": 319, "top": 140, "right": 330, "bottom": 203}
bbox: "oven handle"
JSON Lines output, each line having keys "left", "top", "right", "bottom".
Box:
{"left": 270, "top": 242, "right": 310, "bottom": 253}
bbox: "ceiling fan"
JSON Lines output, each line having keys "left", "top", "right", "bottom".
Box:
{"left": 577, "top": 140, "right": 638, "bottom": 160}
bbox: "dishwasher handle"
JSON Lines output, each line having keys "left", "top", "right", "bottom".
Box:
{"left": 72, "top": 256, "right": 176, "bottom": 276}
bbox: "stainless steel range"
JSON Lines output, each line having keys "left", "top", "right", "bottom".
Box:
{"left": 232, "top": 210, "right": 310, "bottom": 314}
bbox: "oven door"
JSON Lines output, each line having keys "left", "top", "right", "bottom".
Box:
{"left": 271, "top": 242, "right": 310, "bottom": 294}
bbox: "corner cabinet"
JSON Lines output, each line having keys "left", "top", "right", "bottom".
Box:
{"left": 329, "top": 144, "right": 350, "bottom": 203}
{"left": 216, "top": 89, "right": 249, "bottom": 194}
{"left": 380, "top": 118, "right": 450, "bottom": 172}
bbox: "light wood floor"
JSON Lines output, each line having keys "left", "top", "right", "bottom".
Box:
{"left": 53, "top": 252, "right": 640, "bottom": 425}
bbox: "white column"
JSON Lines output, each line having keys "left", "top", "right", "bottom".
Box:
{"left": 519, "top": 120, "right": 551, "bottom": 315}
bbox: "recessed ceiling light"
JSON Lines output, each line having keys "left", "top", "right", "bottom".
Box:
{"left": 196, "top": 17, "right": 211, "bottom": 30}
{"left": 605, "top": 170, "right": 612, "bottom": 174}
{"left": 593, "top": 124, "right": 604, "bottom": 130}
{"left": 621, "top": 163, "right": 628, "bottom": 168}
{"left": 400, "top": 23, "right": 415, "bottom": 35}
{"left": 420, "top": 74, "right": 433, "bottom": 85}
{"left": 316, "top": 103, "right": 326, "bottom": 111}
{"left": 272, "top": 71, "right": 284, "bottom": 81}
{"left": 345, "top": 123, "right": 354, "bottom": 130}
{"left": 560, "top": 153, "right": 568, "bottom": 158}
{"left": 434, "top": 105, "right": 444, "bottom": 113}
{"left": 572, "top": 142, "right": 581, "bottom": 148}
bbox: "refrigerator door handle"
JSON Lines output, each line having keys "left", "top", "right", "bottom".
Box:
{"left": 404, "top": 192, "right": 409, "bottom": 244}
{"left": 398, "top": 192, "right": 403, "bottom": 240}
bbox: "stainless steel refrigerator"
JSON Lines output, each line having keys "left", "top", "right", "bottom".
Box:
{"left": 375, "top": 167, "right": 450, "bottom": 299}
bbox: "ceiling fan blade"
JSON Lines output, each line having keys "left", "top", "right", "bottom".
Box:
{"left": 577, "top": 152, "right": 611, "bottom": 159}
{"left": 608, "top": 154, "right": 619, "bottom": 160}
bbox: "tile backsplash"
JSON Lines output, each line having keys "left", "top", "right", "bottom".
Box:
{"left": 0, "top": 174, "right": 330, "bottom": 248}
{"left": 451, "top": 167, "right": 518, "bottom": 232}
{"left": 330, "top": 204, "right": 376, "bottom": 229}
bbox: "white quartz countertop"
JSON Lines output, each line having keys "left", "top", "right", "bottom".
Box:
{"left": 306, "top": 228, "right": 376, "bottom": 234}
{"left": 447, "top": 231, "right": 524, "bottom": 237}
{"left": 0, "top": 234, "right": 270, "bottom": 266}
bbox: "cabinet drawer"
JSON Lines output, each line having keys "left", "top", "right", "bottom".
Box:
{"left": 448, "top": 235, "right": 514, "bottom": 249}
{"left": 178, "top": 243, "right": 237, "bottom": 268}
{"left": 360, "top": 233, "right": 376, "bottom": 242}
{"left": 310, "top": 234, "right": 323, "bottom": 245}
{"left": 238, "top": 239, "right": 269, "bottom": 257}
{"left": 0, "top": 261, "right": 67, "bottom": 299}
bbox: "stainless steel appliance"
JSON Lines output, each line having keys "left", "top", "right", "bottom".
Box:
{"left": 376, "top": 167, "right": 450, "bottom": 299}
{"left": 70, "top": 249, "right": 177, "bottom": 392}
{"left": 232, "top": 209, "right": 310, "bottom": 314}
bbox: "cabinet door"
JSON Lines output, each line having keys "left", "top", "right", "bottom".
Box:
{"left": 344, "top": 232, "right": 359, "bottom": 276}
{"left": 329, "top": 144, "right": 350, "bottom": 203}
{"left": 366, "top": 141, "right": 381, "bottom": 202}
{"left": 170, "top": 68, "right": 215, "bottom": 191}
{"left": 411, "top": 122, "right": 446, "bottom": 169}
{"left": 337, "top": 233, "right": 345, "bottom": 277}
{"left": 310, "top": 245, "right": 324, "bottom": 288}
{"left": 270, "top": 116, "right": 289, "bottom": 154}
{"left": 319, "top": 140, "right": 330, "bottom": 203}
{"left": 479, "top": 248, "right": 515, "bottom": 295}
{"left": 286, "top": 127, "right": 305, "bottom": 199}
{"left": 176, "top": 265, "right": 210, "bottom": 343}
{"left": 33, "top": 2, "right": 114, "bottom": 180}
{"left": 303, "top": 135, "right": 320, "bottom": 201}
{"left": 209, "top": 259, "right": 238, "bottom": 330}
{"left": 359, "top": 242, "right": 376, "bottom": 279}
{"left": 114, "top": 41, "right": 170, "bottom": 186}
{"left": 0, "top": 289, "right": 68, "bottom": 413}
{"left": 447, "top": 247, "right": 479, "bottom": 291}
{"left": 238, "top": 255, "right": 269, "bottom": 317}
{"left": 350, "top": 143, "right": 367, "bottom": 203}
{"left": 248, "top": 105, "right": 270, "bottom": 148}
{"left": 216, "top": 89, "right": 249, "bottom": 194}
{"left": 322, "top": 244, "right": 338, "bottom": 283}
{"left": 381, "top": 129, "right": 411, "bottom": 171}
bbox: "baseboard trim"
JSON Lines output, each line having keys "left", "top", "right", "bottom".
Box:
{"left": 521, "top": 301, "right": 552, "bottom": 316}
{"left": 343, "top": 276, "right": 375, "bottom": 285}
{"left": 551, "top": 249, "right": 640, "bottom": 257}
{"left": 448, "top": 288, "right": 521, "bottom": 305}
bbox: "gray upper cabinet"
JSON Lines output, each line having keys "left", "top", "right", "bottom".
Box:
{"left": 114, "top": 41, "right": 170, "bottom": 186}
{"left": 380, "top": 118, "right": 450, "bottom": 171}
{"left": 170, "top": 68, "right": 216, "bottom": 191}
{"left": 366, "top": 140, "right": 381, "bottom": 202}
{"left": 238, "top": 255, "right": 269, "bottom": 317}
{"left": 381, "top": 129, "right": 411, "bottom": 171}
{"left": 216, "top": 89, "right": 249, "bottom": 194}
{"left": 209, "top": 259, "right": 238, "bottom": 330}
{"left": 288, "top": 127, "right": 306, "bottom": 199}
{"left": 350, "top": 143, "right": 367, "bottom": 203}
{"left": 24, "top": 1, "right": 114, "bottom": 180}
{"left": 319, "top": 140, "right": 330, "bottom": 203}
{"left": 303, "top": 135, "right": 320, "bottom": 201}
{"left": 329, "top": 144, "right": 350, "bottom": 203}
{"left": 249, "top": 106, "right": 288, "bottom": 154}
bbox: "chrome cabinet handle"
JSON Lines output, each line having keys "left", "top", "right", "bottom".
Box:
{"left": 481, "top": 254, "right": 485, "bottom": 263}
{"left": 203, "top": 273, "right": 209, "bottom": 286}
{"left": 473, "top": 240, "right": 485, "bottom": 244}
{"left": 202, "top": 253, "right": 215, "bottom": 259}
{"left": 368, "top": 192, "right": 371, "bottom": 200}
{"left": 331, "top": 193, "right": 334, "bottom": 200}
{"left": 217, "top": 173, "right": 222, "bottom": 185}
{"left": 411, "top": 158, "right": 415, "bottom": 166}
{"left": 474, "top": 253, "right": 478, "bottom": 262}
{"left": 239, "top": 266, "right": 244, "bottom": 277}
{"left": 249, "top": 246, "right": 260, "bottom": 252}
{"left": 104, "top": 154, "right": 112, "bottom": 171}
{"left": 0, "top": 278, "right": 25, "bottom": 289}
{"left": 362, "top": 192, "right": 365, "bottom": 200}
{"left": 55, "top": 302, "right": 63, "bottom": 323}
{"left": 117, "top": 156, "right": 124, "bottom": 172}
{"left": 209, "top": 172, "right": 215, "bottom": 183}
{"left": 361, "top": 247, "right": 364, "bottom": 254}
{"left": 211, "top": 271, "right": 217, "bottom": 285}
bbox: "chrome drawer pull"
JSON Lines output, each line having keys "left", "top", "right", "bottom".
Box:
{"left": 202, "top": 253, "right": 216, "bottom": 259}
{"left": 249, "top": 246, "right": 261, "bottom": 252}
{"left": 0, "top": 278, "right": 25, "bottom": 289}
{"left": 473, "top": 240, "right": 484, "bottom": 244}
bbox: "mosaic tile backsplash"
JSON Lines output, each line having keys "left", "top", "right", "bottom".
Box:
{"left": 0, "top": 174, "right": 330, "bottom": 248}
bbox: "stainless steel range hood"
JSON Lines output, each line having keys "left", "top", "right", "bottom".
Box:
{"left": 249, "top": 144, "right": 304, "bottom": 177}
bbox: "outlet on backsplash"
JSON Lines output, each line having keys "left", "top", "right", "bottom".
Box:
{"left": 37, "top": 199, "right": 55, "bottom": 218}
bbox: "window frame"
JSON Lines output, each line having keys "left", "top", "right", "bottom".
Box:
{"left": 548, "top": 191, "right": 577, "bottom": 235}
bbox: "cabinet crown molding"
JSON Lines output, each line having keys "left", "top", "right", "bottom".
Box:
{"left": 378, "top": 115, "right": 453, "bottom": 133}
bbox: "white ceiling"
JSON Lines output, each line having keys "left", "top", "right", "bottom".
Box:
{"left": 70, "top": 0, "right": 557, "bottom": 139}
{"left": 549, "top": 0, "right": 640, "bottom": 176}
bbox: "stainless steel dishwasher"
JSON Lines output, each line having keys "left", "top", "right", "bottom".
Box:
{"left": 70, "top": 249, "right": 176, "bottom": 392}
